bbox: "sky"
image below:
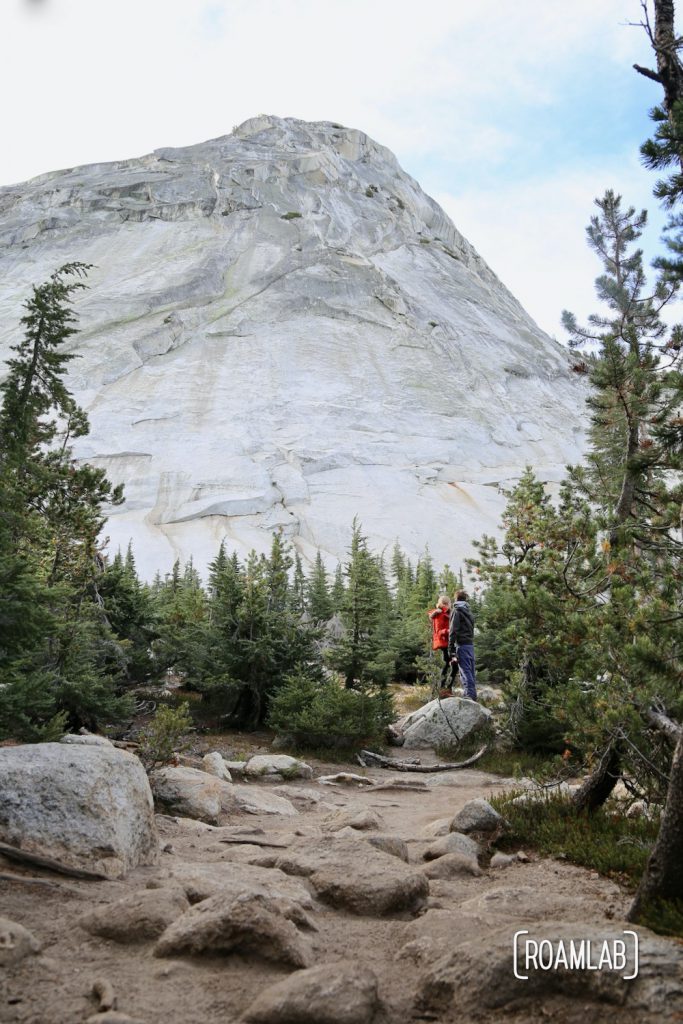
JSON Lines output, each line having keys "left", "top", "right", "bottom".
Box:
{"left": 1, "top": 0, "right": 671, "bottom": 339}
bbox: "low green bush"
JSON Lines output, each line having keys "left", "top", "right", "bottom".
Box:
{"left": 267, "top": 673, "right": 394, "bottom": 748}
{"left": 491, "top": 790, "right": 660, "bottom": 886}
{"left": 137, "top": 701, "right": 193, "bottom": 771}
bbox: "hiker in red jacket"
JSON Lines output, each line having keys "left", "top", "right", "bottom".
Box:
{"left": 428, "top": 595, "right": 456, "bottom": 693}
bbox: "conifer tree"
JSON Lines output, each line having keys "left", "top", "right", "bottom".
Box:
{"left": 306, "top": 551, "right": 333, "bottom": 622}
{"left": 327, "top": 519, "right": 386, "bottom": 687}
{"left": 0, "top": 264, "right": 131, "bottom": 737}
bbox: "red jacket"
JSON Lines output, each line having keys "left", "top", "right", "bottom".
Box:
{"left": 429, "top": 608, "right": 450, "bottom": 650}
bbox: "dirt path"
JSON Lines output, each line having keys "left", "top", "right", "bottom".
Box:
{"left": 0, "top": 754, "right": 673, "bottom": 1024}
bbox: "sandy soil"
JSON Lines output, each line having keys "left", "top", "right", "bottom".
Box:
{"left": 0, "top": 744, "right": 668, "bottom": 1024}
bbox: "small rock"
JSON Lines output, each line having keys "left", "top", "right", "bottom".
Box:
{"left": 233, "top": 785, "right": 298, "bottom": 816}
{"left": 421, "top": 853, "right": 482, "bottom": 879}
{"left": 364, "top": 835, "right": 410, "bottom": 863}
{"left": 244, "top": 755, "right": 313, "bottom": 781}
{"left": 273, "top": 785, "right": 326, "bottom": 805}
{"left": 80, "top": 888, "right": 190, "bottom": 942}
{"left": 418, "top": 818, "right": 452, "bottom": 839}
{"left": 423, "top": 832, "right": 480, "bottom": 862}
{"left": 0, "top": 917, "right": 41, "bottom": 966}
{"left": 201, "top": 752, "right": 233, "bottom": 782}
{"left": 85, "top": 1014, "right": 148, "bottom": 1024}
{"left": 516, "top": 850, "right": 529, "bottom": 862}
{"left": 317, "top": 773, "right": 374, "bottom": 787}
{"left": 489, "top": 852, "right": 516, "bottom": 869}
{"left": 59, "top": 732, "right": 113, "bottom": 746}
{"left": 243, "top": 960, "right": 380, "bottom": 1023}
{"left": 450, "top": 799, "right": 504, "bottom": 835}
{"left": 322, "top": 808, "right": 386, "bottom": 833}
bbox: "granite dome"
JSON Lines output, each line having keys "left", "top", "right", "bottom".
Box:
{"left": 0, "top": 115, "right": 585, "bottom": 576}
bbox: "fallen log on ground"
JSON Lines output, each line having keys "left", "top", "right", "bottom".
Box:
{"left": 357, "top": 745, "right": 488, "bottom": 773}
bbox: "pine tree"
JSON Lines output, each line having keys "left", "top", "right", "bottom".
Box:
{"left": 306, "top": 551, "right": 333, "bottom": 622}
{"left": 327, "top": 520, "right": 386, "bottom": 687}
{"left": 0, "top": 264, "right": 131, "bottom": 738}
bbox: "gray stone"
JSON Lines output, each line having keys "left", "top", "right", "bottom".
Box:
{"left": 423, "top": 832, "right": 481, "bottom": 862}
{"left": 275, "top": 837, "right": 428, "bottom": 916}
{"left": 59, "top": 732, "right": 113, "bottom": 746}
{"left": 450, "top": 798, "right": 504, "bottom": 835}
{"left": 490, "top": 852, "right": 516, "bottom": 869}
{"left": 421, "top": 853, "right": 482, "bottom": 879}
{"left": 273, "top": 785, "right": 327, "bottom": 806}
{"left": 243, "top": 755, "right": 313, "bottom": 781}
{"left": 168, "top": 860, "right": 314, "bottom": 910}
{"left": 150, "top": 765, "right": 236, "bottom": 824}
{"left": 243, "top": 960, "right": 380, "bottom": 1024}
{"left": 201, "top": 751, "right": 232, "bottom": 782}
{"left": 0, "top": 116, "right": 585, "bottom": 581}
{"left": 0, "top": 917, "right": 41, "bottom": 966}
{"left": 418, "top": 817, "right": 452, "bottom": 839}
{"left": 415, "top": 923, "right": 683, "bottom": 1017}
{"left": 79, "top": 888, "right": 190, "bottom": 942}
{"left": 364, "top": 835, "right": 410, "bottom": 863}
{"left": 400, "top": 698, "right": 492, "bottom": 750}
{"left": 321, "top": 807, "right": 386, "bottom": 833}
{"left": 0, "top": 743, "right": 158, "bottom": 879}
{"left": 85, "top": 1015, "right": 148, "bottom": 1024}
{"left": 154, "top": 893, "right": 313, "bottom": 967}
{"left": 233, "top": 785, "right": 298, "bottom": 816}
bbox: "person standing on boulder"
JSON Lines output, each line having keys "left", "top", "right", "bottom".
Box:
{"left": 428, "top": 595, "right": 455, "bottom": 694}
{"left": 449, "top": 590, "right": 477, "bottom": 701}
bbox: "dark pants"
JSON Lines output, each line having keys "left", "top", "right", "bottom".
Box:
{"left": 439, "top": 648, "right": 456, "bottom": 689}
{"left": 457, "top": 644, "right": 477, "bottom": 700}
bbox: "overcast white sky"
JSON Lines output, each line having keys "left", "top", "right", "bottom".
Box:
{"left": 1, "top": 0, "right": 671, "bottom": 338}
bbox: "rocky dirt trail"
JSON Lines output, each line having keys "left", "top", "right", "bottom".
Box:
{"left": 1, "top": 743, "right": 682, "bottom": 1024}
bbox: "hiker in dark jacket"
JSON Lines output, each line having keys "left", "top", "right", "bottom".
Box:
{"left": 428, "top": 595, "right": 456, "bottom": 691}
{"left": 449, "top": 590, "right": 477, "bottom": 700}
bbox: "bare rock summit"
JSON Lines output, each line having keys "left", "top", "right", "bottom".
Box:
{"left": 0, "top": 115, "right": 585, "bottom": 575}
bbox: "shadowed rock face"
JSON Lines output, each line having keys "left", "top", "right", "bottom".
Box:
{"left": 0, "top": 115, "right": 586, "bottom": 577}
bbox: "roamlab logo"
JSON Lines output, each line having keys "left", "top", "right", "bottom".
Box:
{"left": 513, "top": 930, "right": 639, "bottom": 981}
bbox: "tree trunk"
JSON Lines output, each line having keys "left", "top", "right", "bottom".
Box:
{"left": 628, "top": 728, "right": 683, "bottom": 920}
{"left": 653, "top": 0, "right": 683, "bottom": 126}
{"left": 572, "top": 742, "right": 622, "bottom": 813}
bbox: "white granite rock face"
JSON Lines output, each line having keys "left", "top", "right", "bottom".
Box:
{"left": 0, "top": 116, "right": 586, "bottom": 577}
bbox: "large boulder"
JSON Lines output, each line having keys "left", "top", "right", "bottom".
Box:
{"left": 274, "top": 837, "right": 428, "bottom": 916}
{"left": 168, "top": 860, "right": 314, "bottom": 910}
{"left": 415, "top": 923, "right": 683, "bottom": 1018}
{"left": 243, "top": 960, "right": 380, "bottom": 1024}
{"left": 154, "top": 893, "right": 313, "bottom": 967}
{"left": 399, "top": 698, "right": 491, "bottom": 749}
{"left": 0, "top": 743, "right": 158, "bottom": 879}
{"left": 149, "top": 765, "right": 236, "bottom": 824}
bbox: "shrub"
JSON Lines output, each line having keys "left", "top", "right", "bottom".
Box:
{"left": 268, "top": 673, "right": 394, "bottom": 747}
{"left": 281, "top": 211, "right": 302, "bottom": 220}
{"left": 137, "top": 701, "right": 193, "bottom": 771}
{"left": 490, "top": 790, "right": 660, "bottom": 886}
